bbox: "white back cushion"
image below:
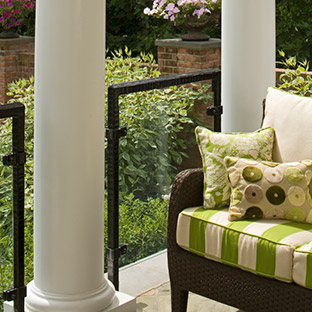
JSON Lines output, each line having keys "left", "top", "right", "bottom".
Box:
{"left": 262, "top": 87, "right": 312, "bottom": 162}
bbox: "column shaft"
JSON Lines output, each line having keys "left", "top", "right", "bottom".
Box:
{"left": 26, "top": 0, "right": 115, "bottom": 311}
{"left": 221, "top": 0, "right": 275, "bottom": 132}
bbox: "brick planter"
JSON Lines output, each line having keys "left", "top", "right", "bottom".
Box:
{"left": 0, "top": 36, "right": 34, "bottom": 104}
{"left": 155, "top": 38, "right": 221, "bottom": 75}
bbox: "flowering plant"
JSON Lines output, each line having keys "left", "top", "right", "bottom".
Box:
{"left": 144, "top": 0, "right": 220, "bottom": 24}
{"left": 0, "top": 0, "right": 35, "bottom": 31}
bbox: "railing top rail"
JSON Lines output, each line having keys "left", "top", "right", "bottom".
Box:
{"left": 0, "top": 102, "right": 24, "bottom": 118}
{"left": 108, "top": 68, "right": 221, "bottom": 96}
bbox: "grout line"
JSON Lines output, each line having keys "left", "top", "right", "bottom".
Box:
{"left": 136, "top": 280, "right": 170, "bottom": 297}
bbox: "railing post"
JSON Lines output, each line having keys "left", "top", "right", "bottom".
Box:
{"left": 106, "top": 88, "right": 128, "bottom": 290}
{"left": 12, "top": 109, "right": 26, "bottom": 312}
{"left": 212, "top": 71, "right": 222, "bottom": 132}
{"left": 0, "top": 102, "right": 26, "bottom": 312}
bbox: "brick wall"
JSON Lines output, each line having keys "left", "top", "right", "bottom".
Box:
{"left": 0, "top": 36, "right": 34, "bottom": 104}
{"left": 156, "top": 38, "right": 221, "bottom": 75}
{"left": 17, "top": 51, "right": 34, "bottom": 79}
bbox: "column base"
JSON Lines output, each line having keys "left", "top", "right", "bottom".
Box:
{"left": 4, "top": 290, "right": 135, "bottom": 312}
{"left": 24, "top": 279, "right": 118, "bottom": 312}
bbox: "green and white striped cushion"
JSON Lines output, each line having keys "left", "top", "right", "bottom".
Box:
{"left": 177, "top": 207, "right": 312, "bottom": 284}
{"left": 293, "top": 241, "right": 312, "bottom": 289}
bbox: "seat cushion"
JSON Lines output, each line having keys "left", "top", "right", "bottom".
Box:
{"left": 262, "top": 87, "right": 312, "bottom": 163}
{"left": 293, "top": 241, "right": 312, "bottom": 289}
{"left": 177, "top": 207, "right": 312, "bottom": 285}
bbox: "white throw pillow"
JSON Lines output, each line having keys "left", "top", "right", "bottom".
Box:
{"left": 262, "top": 87, "right": 312, "bottom": 162}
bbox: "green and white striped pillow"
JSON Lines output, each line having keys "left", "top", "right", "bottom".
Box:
{"left": 195, "top": 126, "right": 274, "bottom": 209}
{"left": 177, "top": 207, "right": 312, "bottom": 284}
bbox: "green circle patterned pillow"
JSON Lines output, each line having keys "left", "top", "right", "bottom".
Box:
{"left": 225, "top": 157, "right": 312, "bottom": 223}
{"left": 195, "top": 126, "right": 275, "bottom": 209}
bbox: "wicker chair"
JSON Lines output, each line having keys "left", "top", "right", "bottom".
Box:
{"left": 168, "top": 88, "right": 312, "bottom": 312}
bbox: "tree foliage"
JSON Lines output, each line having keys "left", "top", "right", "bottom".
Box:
{"left": 276, "top": 0, "right": 312, "bottom": 62}
{"left": 277, "top": 51, "right": 312, "bottom": 97}
{"left": 106, "top": 0, "right": 177, "bottom": 56}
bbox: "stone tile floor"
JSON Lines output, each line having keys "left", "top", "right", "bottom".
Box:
{"left": 117, "top": 249, "right": 237, "bottom": 311}
{"left": 136, "top": 281, "right": 237, "bottom": 312}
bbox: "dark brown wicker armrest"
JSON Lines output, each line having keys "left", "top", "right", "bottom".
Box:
{"left": 169, "top": 168, "right": 204, "bottom": 213}
{"left": 168, "top": 168, "right": 203, "bottom": 249}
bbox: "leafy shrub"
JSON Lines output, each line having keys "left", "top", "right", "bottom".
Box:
{"left": 277, "top": 51, "right": 312, "bottom": 97}
{"left": 104, "top": 194, "right": 169, "bottom": 268}
{"left": 276, "top": 0, "right": 312, "bottom": 62}
{"left": 119, "top": 195, "right": 168, "bottom": 266}
{"left": 106, "top": 49, "right": 211, "bottom": 198}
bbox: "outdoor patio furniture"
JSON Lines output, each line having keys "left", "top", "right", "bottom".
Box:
{"left": 168, "top": 87, "right": 312, "bottom": 312}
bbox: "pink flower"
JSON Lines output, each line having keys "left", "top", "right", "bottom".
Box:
{"left": 144, "top": 0, "right": 218, "bottom": 23}
{"left": 158, "top": 0, "right": 167, "bottom": 9}
{"left": 165, "top": 3, "right": 175, "bottom": 11}
{"left": 193, "top": 7, "right": 210, "bottom": 18}
{"left": 165, "top": 3, "right": 180, "bottom": 16}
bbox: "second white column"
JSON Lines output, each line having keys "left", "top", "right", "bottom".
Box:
{"left": 221, "top": 0, "right": 276, "bottom": 132}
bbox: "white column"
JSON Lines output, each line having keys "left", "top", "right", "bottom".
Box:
{"left": 221, "top": 0, "right": 275, "bottom": 132}
{"left": 25, "top": 0, "right": 117, "bottom": 311}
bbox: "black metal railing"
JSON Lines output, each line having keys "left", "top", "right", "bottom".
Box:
{"left": 106, "top": 68, "right": 222, "bottom": 289}
{"left": 1, "top": 103, "right": 26, "bottom": 312}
